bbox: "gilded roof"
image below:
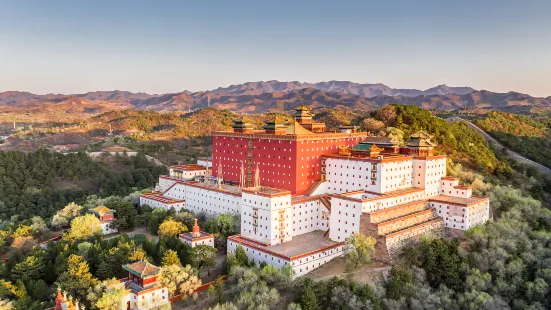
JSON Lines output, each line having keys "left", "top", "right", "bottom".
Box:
{"left": 286, "top": 121, "right": 313, "bottom": 135}
{"left": 89, "top": 206, "right": 115, "bottom": 215}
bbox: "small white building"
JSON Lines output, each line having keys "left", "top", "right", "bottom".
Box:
{"left": 89, "top": 206, "right": 118, "bottom": 235}
{"left": 179, "top": 219, "right": 215, "bottom": 248}
{"left": 169, "top": 164, "right": 207, "bottom": 180}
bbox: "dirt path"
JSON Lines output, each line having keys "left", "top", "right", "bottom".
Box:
{"left": 104, "top": 227, "right": 159, "bottom": 243}
{"left": 307, "top": 257, "right": 391, "bottom": 285}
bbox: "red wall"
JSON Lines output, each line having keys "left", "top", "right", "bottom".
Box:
{"left": 212, "top": 134, "right": 365, "bottom": 195}
{"left": 294, "top": 137, "right": 362, "bottom": 194}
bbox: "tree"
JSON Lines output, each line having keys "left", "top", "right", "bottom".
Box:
{"left": 235, "top": 245, "right": 249, "bottom": 267}
{"left": 190, "top": 245, "right": 217, "bottom": 276}
{"left": 52, "top": 202, "right": 83, "bottom": 228}
{"left": 300, "top": 285, "right": 319, "bottom": 310}
{"left": 344, "top": 232, "right": 376, "bottom": 271}
{"left": 87, "top": 278, "right": 129, "bottom": 310}
{"left": 158, "top": 217, "right": 187, "bottom": 238}
{"left": 129, "top": 248, "right": 148, "bottom": 262}
{"left": 362, "top": 118, "right": 384, "bottom": 133}
{"left": 65, "top": 214, "right": 102, "bottom": 241}
{"left": 51, "top": 215, "right": 68, "bottom": 229}
{"left": 106, "top": 199, "right": 137, "bottom": 231}
{"left": 29, "top": 216, "right": 47, "bottom": 233}
{"left": 13, "top": 225, "right": 33, "bottom": 238}
{"left": 56, "top": 254, "right": 97, "bottom": 302}
{"left": 208, "top": 276, "right": 225, "bottom": 304}
{"left": 161, "top": 249, "right": 181, "bottom": 266}
{"left": 58, "top": 202, "right": 83, "bottom": 218}
{"left": 208, "top": 303, "right": 238, "bottom": 310}
{"left": 375, "top": 105, "right": 397, "bottom": 126}
{"left": 11, "top": 252, "right": 46, "bottom": 280}
{"left": 158, "top": 264, "right": 201, "bottom": 297}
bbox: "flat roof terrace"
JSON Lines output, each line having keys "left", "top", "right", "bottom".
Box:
{"left": 334, "top": 187, "right": 424, "bottom": 202}
{"left": 242, "top": 186, "right": 291, "bottom": 197}
{"left": 229, "top": 230, "right": 342, "bottom": 260}
{"left": 429, "top": 195, "right": 488, "bottom": 206}
{"left": 186, "top": 181, "right": 242, "bottom": 195}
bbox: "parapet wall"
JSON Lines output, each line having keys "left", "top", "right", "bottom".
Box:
{"left": 362, "top": 200, "right": 428, "bottom": 224}
{"left": 376, "top": 218, "right": 445, "bottom": 263}
{"left": 370, "top": 209, "right": 436, "bottom": 236}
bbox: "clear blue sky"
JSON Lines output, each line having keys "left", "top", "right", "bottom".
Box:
{"left": 0, "top": 1, "right": 550, "bottom": 96}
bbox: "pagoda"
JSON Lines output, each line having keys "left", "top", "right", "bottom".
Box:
{"left": 262, "top": 116, "right": 288, "bottom": 135}
{"left": 292, "top": 104, "right": 326, "bottom": 133}
{"left": 407, "top": 131, "right": 436, "bottom": 156}
{"left": 231, "top": 116, "right": 255, "bottom": 133}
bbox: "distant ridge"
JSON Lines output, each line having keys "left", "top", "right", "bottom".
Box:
{"left": 1, "top": 81, "right": 550, "bottom": 116}
{"left": 208, "top": 80, "right": 476, "bottom": 97}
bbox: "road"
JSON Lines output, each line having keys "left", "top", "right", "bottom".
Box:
{"left": 447, "top": 117, "right": 551, "bottom": 178}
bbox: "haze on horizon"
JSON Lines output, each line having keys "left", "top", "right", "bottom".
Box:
{"left": 0, "top": 0, "right": 550, "bottom": 97}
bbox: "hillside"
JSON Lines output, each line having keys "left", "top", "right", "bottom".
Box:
{"left": 476, "top": 112, "right": 551, "bottom": 169}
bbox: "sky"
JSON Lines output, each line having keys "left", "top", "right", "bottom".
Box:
{"left": 0, "top": 1, "right": 550, "bottom": 97}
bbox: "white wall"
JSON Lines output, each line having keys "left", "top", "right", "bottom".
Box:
{"left": 241, "top": 192, "right": 292, "bottom": 245}
{"left": 182, "top": 184, "right": 241, "bottom": 215}
{"left": 227, "top": 239, "right": 344, "bottom": 278}
{"left": 139, "top": 197, "right": 185, "bottom": 212}
{"left": 290, "top": 200, "right": 323, "bottom": 237}
{"left": 124, "top": 287, "right": 169, "bottom": 310}
{"left": 169, "top": 168, "right": 206, "bottom": 180}
{"left": 414, "top": 157, "right": 447, "bottom": 197}
{"left": 101, "top": 222, "right": 118, "bottom": 235}
{"left": 379, "top": 160, "right": 413, "bottom": 193}
{"left": 158, "top": 176, "right": 178, "bottom": 192}
{"left": 429, "top": 200, "right": 489, "bottom": 231}
{"left": 328, "top": 197, "right": 363, "bottom": 242}
{"left": 324, "top": 158, "right": 382, "bottom": 194}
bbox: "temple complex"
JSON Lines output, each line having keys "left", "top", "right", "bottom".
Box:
{"left": 140, "top": 105, "right": 490, "bottom": 276}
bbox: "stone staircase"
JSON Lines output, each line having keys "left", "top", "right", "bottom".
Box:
{"left": 360, "top": 200, "right": 444, "bottom": 263}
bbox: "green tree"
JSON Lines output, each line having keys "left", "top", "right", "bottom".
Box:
{"left": 208, "top": 276, "right": 225, "bottom": 304}
{"left": 190, "top": 245, "right": 217, "bottom": 276}
{"left": 344, "top": 232, "right": 376, "bottom": 271}
{"left": 300, "top": 285, "right": 319, "bottom": 310}
{"left": 235, "top": 245, "right": 249, "bottom": 267}
{"left": 106, "top": 199, "right": 137, "bottom": 231}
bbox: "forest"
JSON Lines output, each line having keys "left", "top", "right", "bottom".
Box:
{"left": 0, "top": 150, "right": 166, "bottom": 222}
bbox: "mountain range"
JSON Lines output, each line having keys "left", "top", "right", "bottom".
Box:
{"left": 1, "top": 80, "right": 550, "bottom": 117}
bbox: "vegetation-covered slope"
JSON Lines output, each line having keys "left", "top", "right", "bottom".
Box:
{"left": 0, "top": 150, "right": 166, "bottom": 221}
{"left": 476, "top": 112, "right": 551, "bottom": 168}
{"left": 365, "top": 105, "right": 509, "bottom": 174}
